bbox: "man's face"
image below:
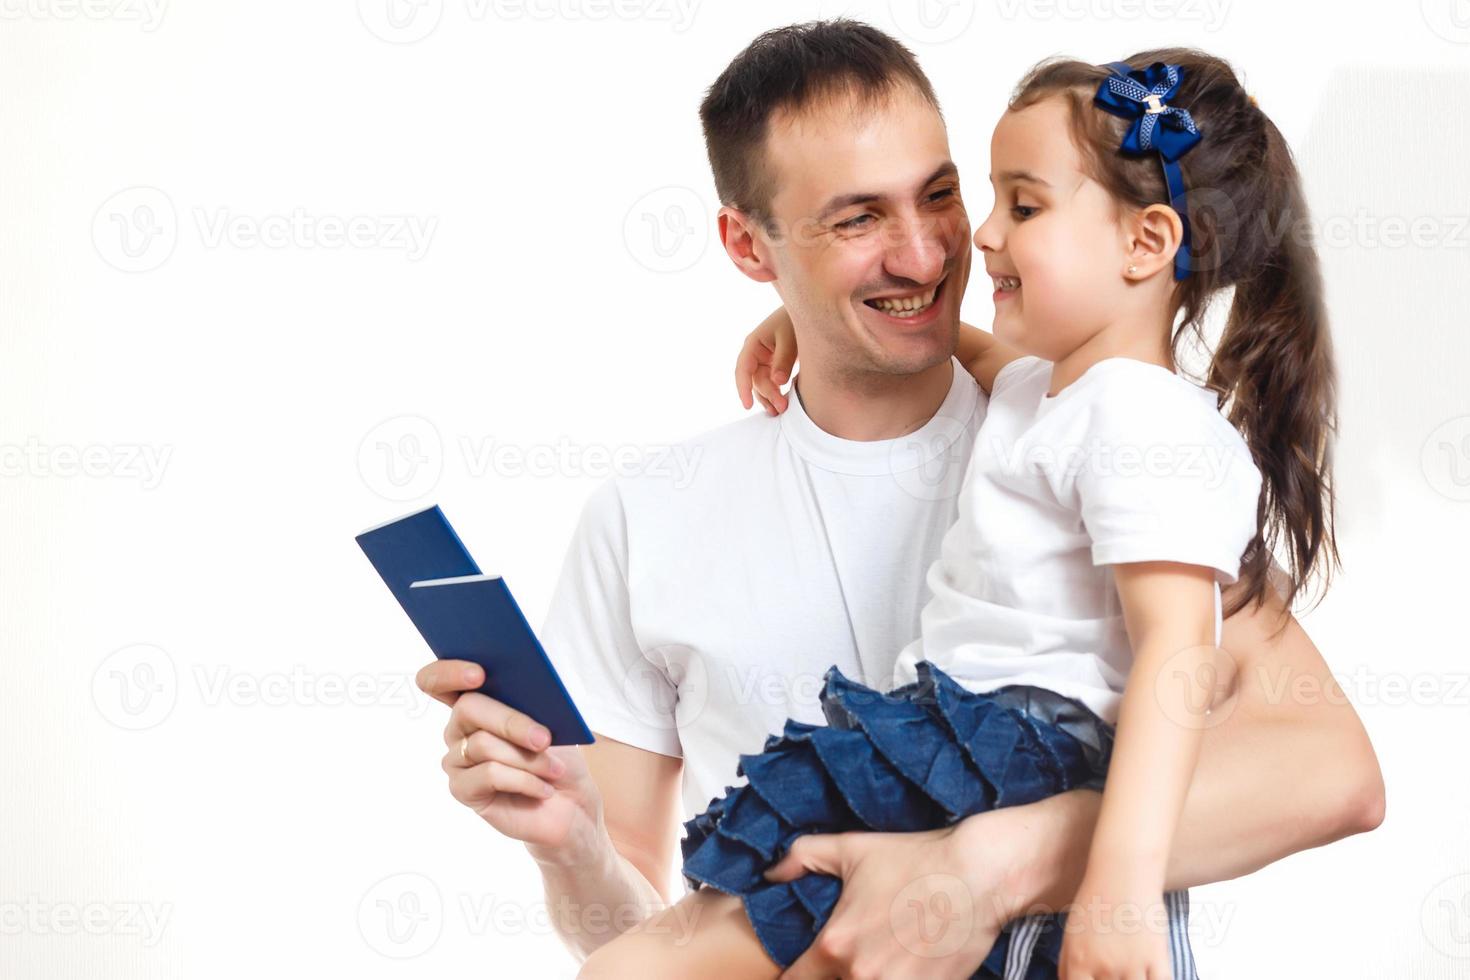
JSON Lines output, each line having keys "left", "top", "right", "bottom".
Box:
{"left": 757, "top": 84, "right": 971, "bottom": 380}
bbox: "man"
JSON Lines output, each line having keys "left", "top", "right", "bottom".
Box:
{"left": 416, "top": 20, "right": 1383, "bottom": 977}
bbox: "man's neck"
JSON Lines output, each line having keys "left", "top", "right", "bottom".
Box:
{"left": 792, "top": 358, "right": 955, "bottom": 442}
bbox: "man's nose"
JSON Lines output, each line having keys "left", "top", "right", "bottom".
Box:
{"left": 883, "top": 214, "right": 950, "bottom": 285}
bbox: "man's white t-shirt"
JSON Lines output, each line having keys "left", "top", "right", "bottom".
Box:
{"left": 540, "top": 359, "right": 985, "bottom": 824}
{"left": 891, "top": 355, "right": 1263, "bottom": 724}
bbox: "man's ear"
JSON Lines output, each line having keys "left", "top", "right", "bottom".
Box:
{"left": 718, "top": 206, "right": 778, "bottom": 284}
{"left": 1124, "top": 203, "right": 1184, "bottom": 280}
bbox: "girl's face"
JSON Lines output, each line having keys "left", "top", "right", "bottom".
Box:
{"left": 972, "top": 95, "right": 1132, "bottom": 360}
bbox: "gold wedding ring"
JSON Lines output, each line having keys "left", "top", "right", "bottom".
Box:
{"left": 459, "top": 735, "right": 470, "bottom": 764}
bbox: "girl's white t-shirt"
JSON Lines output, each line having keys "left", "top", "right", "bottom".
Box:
{"left": 891, "top": 355, "right": 1263, "bottom": 725}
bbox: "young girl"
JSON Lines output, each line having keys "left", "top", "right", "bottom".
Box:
{"left": 584, "top": 48, "right": 1337, "bottom": 980}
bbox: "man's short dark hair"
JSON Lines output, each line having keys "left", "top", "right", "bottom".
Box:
{"left": 698, "top": 19, "right": 942, "bottom": 228}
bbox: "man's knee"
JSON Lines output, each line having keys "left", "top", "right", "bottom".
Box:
{"left": 575, "top": 936, "right": 627, "bottom": 980}
{"left": 575, "top": 889, "right": 774, "bottom": 980}
{"left": 575, "top": 930, "right": 676, "bottom": 980}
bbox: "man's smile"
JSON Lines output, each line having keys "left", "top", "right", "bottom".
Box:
{"left": 859, "top": 272, "right": 950, "bottom": 326}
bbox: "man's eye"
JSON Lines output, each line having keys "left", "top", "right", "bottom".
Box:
{"left": 836, "top": 214, "right": 874, "bottom": 231}
{"left": 1012, "top": 205, "right": 1039, "bottom": 219}
{"left": 928, "top": 188, "right": 956, "bottom": 204}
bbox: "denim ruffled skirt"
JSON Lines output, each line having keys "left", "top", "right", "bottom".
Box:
{"left": 679, "top": 659, "right": 1120, "bottom": 979}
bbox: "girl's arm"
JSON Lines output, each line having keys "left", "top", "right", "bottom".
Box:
{"left": 1060, "top": 560, "right": 1220, "bottom": 974}
{"left": 1081, "top": 562, "right": 1220, "bottom": 886}
{"left": 734, "top": 308, "right": 1027, "bottom": 412}
{"left": 734, "top": 307, "right": 796, "bottom": 415}
{"left": 955, "top": 321, "right": 1025, "bottom": 394}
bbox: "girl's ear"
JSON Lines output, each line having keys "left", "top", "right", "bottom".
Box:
{"left": 1124, "top": 203, "right": 1184, "bottom": 280}
{"left": 718, "top": 206, "right": 778, "bottom": 284}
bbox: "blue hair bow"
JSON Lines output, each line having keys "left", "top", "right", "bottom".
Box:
{"left": 1093, "top": 61, "right": 1203, "bottom": 280}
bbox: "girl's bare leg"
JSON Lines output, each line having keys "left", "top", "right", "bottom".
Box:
{"left": 576, "top": 886, "right": 782, "bottom": 980}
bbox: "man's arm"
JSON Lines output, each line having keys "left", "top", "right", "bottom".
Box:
{"left": 527, "top": 476, "right": 692, "bottom": 957}
{"left": 529, "top": 733, "right": 684, "bottom": 957}
{"left": 720, "top": 575, "right": 1381, "bottom": 978}
{"left": 419, "top": 478, "right": 694, "bottom": 960}
{"left": 966, "top": 570, "right": 1385, "bottom": 913}
{"left": 416, "top": 660, "right": 685, "bottom": 960}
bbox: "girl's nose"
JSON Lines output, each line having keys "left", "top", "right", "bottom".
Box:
{"left": 972, "top": 214, "right": 999, "bottom": 253}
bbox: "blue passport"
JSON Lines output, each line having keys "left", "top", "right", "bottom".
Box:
{"left": 356, "top": 505, "right": 595, "bottom": 746}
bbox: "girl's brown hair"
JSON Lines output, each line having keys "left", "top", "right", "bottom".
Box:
{"left": 1011, "top": 49, "right": 1338, "bottom": 621}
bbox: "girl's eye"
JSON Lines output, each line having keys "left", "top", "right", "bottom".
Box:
{"left": 836, "top": 214, "right": 874, "bottom": 231}
{"left": 1012, "top": 205, "right": 1039, "bottom": 220}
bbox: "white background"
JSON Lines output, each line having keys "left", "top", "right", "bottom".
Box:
{"left": 2, "top": 0, "right": 1468, "bottom": 976}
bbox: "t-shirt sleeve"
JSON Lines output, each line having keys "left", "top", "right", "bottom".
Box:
{"left": 538, "top": 478, "right": 683, "bottom": 757}
{"left": 1071, "top": 377, "right": 1262, "bottom": 585}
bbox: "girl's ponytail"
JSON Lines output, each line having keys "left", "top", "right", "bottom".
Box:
{"left": 1207, "top": 111, "right": 1339, "bottom": 618}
